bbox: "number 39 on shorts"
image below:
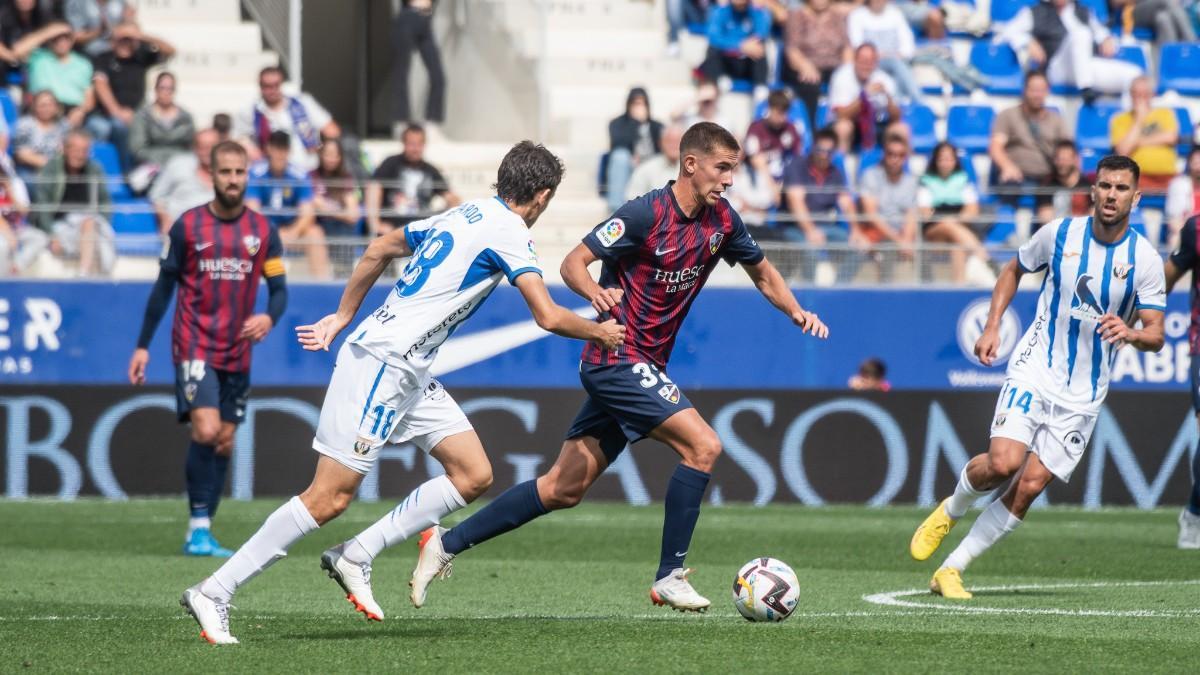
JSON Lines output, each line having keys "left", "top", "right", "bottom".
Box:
{"left": 1000, "top": 382, "right": 1034, "bottom": 414}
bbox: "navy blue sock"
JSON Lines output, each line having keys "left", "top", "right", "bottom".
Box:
{"left": 656, "top": 464, "right": 710, "bottom": 581}
{"left": 208, "top": 453, "right": 231, "bottom": 518}
{"left": 1190, "top": 438, "right": 1200, "bottom": 516}
{"left": 185, "top": 441, "right": 216, "bottom": 519}
{"left": 442, "top": 480, "right": 547, "bottom": 555}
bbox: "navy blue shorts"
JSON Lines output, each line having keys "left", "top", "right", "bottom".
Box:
{"left": 1191, "top": 354, "right": 1200, "bottom": 413}
{"left": 174, "top": 360, "right": 250, "bottom": 424}
{"left": 565, "top": 362, "right": 695, "bottom": 463}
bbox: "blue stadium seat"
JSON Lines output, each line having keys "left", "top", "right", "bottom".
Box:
{"left": 1114, "top": 44, "right": 1147, "bottom": 72}
{"left": 990, "top": 0, "right": 1034, "bottom": 24}
{"left": 986, "top": 205, "right": 1017, "bottom": 246}
{"left": 970, "top": 42, "right": 1023, "bottom": 96}
{"left": 857, "top": 147, "right": 883, "bottom": 179}
{"left": 1159, "top": 43, "right": 1200, "bottom": 95}
{"left": 1078, "top": 0, "right": 1108, "bottom": 24}
{"left": 1075, "top": 103, "right": 1121, "bottom": 152}
{"left": 905, "top": 104, "right": 937, "bottom": 153}
{"left": 958, "top": 149, "right": 980, "bottom": 184}
{"left": 0, "top": 90, "right": 16, "bottom": 130}
{"left": 1080, "top": 148, "right": 1101, "bottom": 175}
{"left": 90, "top": 142, "right": 131, "bottom": 200}
{"left": 1175, "top": 108, "right": 1193, "bottom": 154}
{"left": 815, "top": 101, "right": 831, "bottom": 129}
{"left": 111, "top": 200, "right": 158, "bottom": 235}
{"left": 946, "top": 105, "right": 995, "bottom": 154}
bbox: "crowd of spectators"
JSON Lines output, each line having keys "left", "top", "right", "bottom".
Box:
{"left": 604, "top": 0, "right": 1200, "bottom": 284}
{"left": 0, "top": 0, "right": 459, "bottom": 278}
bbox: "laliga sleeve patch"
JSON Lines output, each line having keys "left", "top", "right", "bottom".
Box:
{"left": 596, "top": 218, "right": 626, "bottom": 247}
{"left": 527, "top": 239, "right": 539, "bottom": 263}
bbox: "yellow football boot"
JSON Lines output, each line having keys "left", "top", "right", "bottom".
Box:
{"left": 910, "top": 498, "right": 957, "bottom": 561}
{"left": 930, "top": 567, "right": 972, "bottom": 600}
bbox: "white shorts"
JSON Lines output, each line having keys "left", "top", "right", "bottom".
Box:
{"left": 312, "top": 343, "right": 474, "bottom": 474}
{"left": 988, "top": 379, "right": 1097, "bottom": 482}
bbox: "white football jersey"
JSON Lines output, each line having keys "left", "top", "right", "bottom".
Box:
{"left": 1006, "top": 217, "right": 1166, "bottom": 412}
{"left": 347, "top": 197, "right": 541, "bottom": 373}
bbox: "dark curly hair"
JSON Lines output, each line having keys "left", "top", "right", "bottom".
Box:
{"left": 494, "top": 141, "right": 565, "bottom": 204}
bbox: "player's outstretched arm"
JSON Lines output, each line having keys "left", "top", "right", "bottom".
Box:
{"left": 742, "top": 258, "right": 828, "bottom": 338}
{"left": 514, "top": 272, "right": 625, "bottom": 350}
{"left": 296, "top": 228, "right": 413, "bottom": 351}
{"left": 975, "top": 258, "right": 1024, "bottom": 366}
{"left": 560, "top": 243, "right": 624, "bottom": 315}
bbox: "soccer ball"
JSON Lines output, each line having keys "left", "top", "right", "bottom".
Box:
{"left": 732, "top": 558, "right": 800, "bottom": 622}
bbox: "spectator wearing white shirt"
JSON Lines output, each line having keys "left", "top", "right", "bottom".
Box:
{"left": 997, "top": 0, "right": 1142, "bottom": 100}
{"left": 828, "top": 43, "right": 900, "bottom": 154}
{"left": 1167, "top": 148, "right": 1200, "bottom": 245}
{"left": 235, "top": 65, "right": 340, "bottom": 171}
{"left": 625, "top": 125, "right": 684, "bottom": 201}
{"left": 847, "top": 0, "right": 920, "bottom": 103}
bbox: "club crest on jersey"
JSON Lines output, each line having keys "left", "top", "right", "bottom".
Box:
{"left": 1069, "top": 274, "right": 1104, "bottom": 322}
{"left": 709, "top": 232, "right": 724, "bottom": 254}
{"left": 993, "top": 413, "right": 1007, "bottom": 428}
{"left": 243, "top": 234, "right": 261, "bottom": 256}
{"left": 1112, "top": 263, "right": 1132, "bottom": 280}
{"left": 353, "top": 437, "right": 373, "bottom": 456}
{"left": 184, "top": 383, "right": 198, "bottom": 403}
{"left": 658, "top": 383, "right": 680, "bottom": 404}
{"left": 597, "top": 218, "right": 625, "bottom": 247}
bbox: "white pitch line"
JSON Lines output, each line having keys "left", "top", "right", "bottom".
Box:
{"left": 0, "top": 610, "right": 930, "bottom": 623}
{"left": 862, "top": 579, "right": 1200, "bottom": 617}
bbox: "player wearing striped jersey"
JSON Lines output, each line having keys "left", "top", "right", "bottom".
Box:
{"left": 910, "top": 155, "right": 1166, "bottom": 599}
{"left": 180, "top": 141, "right": 624, "bottom": 644}
{"left": 409, "top": 122, "right": 830, "bottom": 613}
{"left": 129, "top": 141, "right": 288, "bottom": 558}
{"left": 1163, "top": 214, "right": 1200, "bottom": 549}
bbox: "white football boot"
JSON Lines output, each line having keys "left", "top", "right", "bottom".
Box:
{"left": 409, "top": 526, "right": 454, "bottom": 608}
{"left": 180, "top": 584, "right": 238, "bottom": 645}
{"left": 650, "top": 568, "right": 711, "bottom": 612}
{"left": 1179, "top": 509, "right": 1200, "bottom": 550}
{"left": 321, "top": 544, "right": 384, "bottom": 621}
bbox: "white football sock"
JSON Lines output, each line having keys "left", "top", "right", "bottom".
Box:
{"left": 942, "top": 499, "right": 1022, "bottom": 572}
{"left": 343, "top": 475, "right": 467, "bottom": 565}
{"left": 188, "top": 516, "right": 211, "bottom": 536}
{"left": 201, "top": 496, "right": 319, "bottom": 602}
{"left": 945, "top": 463, "right": 989, "bottom": 520}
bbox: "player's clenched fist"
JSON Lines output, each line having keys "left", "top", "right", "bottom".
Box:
{"left": 591, "top": 287, "right": 624, "bottom": 314}
{"left": 974, "top": 326, "right": 1000, "bottom": 366}
{"left": 792, "top": 309, "right": 829, "bottom": 339}
{"left": 128, "top": 347, "right": 149, "bottom": 385}
{"left": 593, "top": 318, "right": 626, "bottom": 350}
{"left": 296, "top": 313, "right": 350, "bottom": 351}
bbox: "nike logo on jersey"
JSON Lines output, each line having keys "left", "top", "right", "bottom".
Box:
{"left": 655, "top": 245, "right": 676, "bottom": 256}
{"left": 195, "top": 242, "right": 214, "bottom": 251}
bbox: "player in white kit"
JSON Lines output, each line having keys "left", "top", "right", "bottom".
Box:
{"left": 908, "top": 155, "right": 1166, "bottom": 599}
{"left": 179, "top": 141, "right": 625, "bottom": 644}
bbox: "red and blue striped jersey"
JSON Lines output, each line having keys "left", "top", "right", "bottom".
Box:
{"left": 1170, "top": 215, "right": 1200, "bottom": 355}
{"left": 580, "top": 182, "right": 764, "bottom": 368}
{"left": 161, "top": 204, "right": 284, "bottom": 372}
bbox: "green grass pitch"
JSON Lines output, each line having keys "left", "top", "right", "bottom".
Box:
{"left": 0, "top": 499, "right": 1196, "bottom": 673}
